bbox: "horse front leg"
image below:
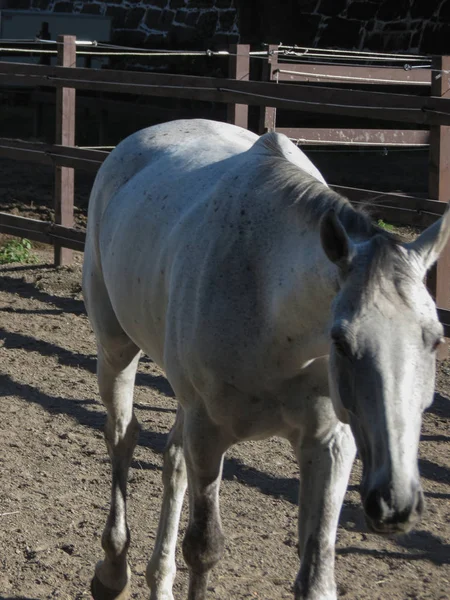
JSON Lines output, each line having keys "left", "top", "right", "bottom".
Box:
{"left": 292, "top": 403, "right": 356, "bottom": 600}
{"left": 182, "top": 407, "right": 231, "bottom": 600}
{"left": 91, "top": 341, "right": 141, "bottom": 600}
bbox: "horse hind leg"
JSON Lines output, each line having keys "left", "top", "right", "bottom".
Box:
{"left": 90, "top": 335, "right": 141, "bottom": 600}
{"left": 146, "top": 407, "right": 187, "bottom": 600}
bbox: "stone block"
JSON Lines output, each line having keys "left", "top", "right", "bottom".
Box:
{"left": 54, "top": 1, "right": 73, "bottom": 12}
{"left": 421, "top": 22, "right": 450, "bottom": 53}
{"left": 187, "top": 0, "right": 212, "bottom": 8}
{"left": 80, "top": 3, "right": 102, "bottom": 15}
{"left": 112, "top": 29, "right": 148, "bottom": 47}
{"left": 346, "top": 1, "right": 378, "bottom": 21}
{"left": 197, "top": 10, "right": 219, "bottom": 38}
{"left": 382, "top": 20, "right": 408, "bottom": 31}
{"left": 410, "top": 0, "right": 439, "bottom": 19}
{"left": 363, "top": 31, "right": 384, "bottom": 51}
{"left": 144, "top": 7, "right": 163, "bottom": 29}
{"left": 319, "top": 16, "right": 362, "bottom": 48}
{"left": 145, "top": 0, "right": 169, "bottom": 8}
{"left": 169, "top": 0, "right": 188, "bottom": 8}
{"left": 174, "top": 9, "right": 187, "bottom": 23}
{"left": 218, "top": 9, "right": 236, "bottom": 32}
{"left": 9, "top": 0, "right": 31, "bottom": 8}
{"left": 167, "top": 23, "right": 198, "bottom": 45}
{"left": 264, "top": 12, "right": 322, "bottom": 46}
{"left": 318, "top": 0, "right": 347, "bottom": 17}
{"left": 364, "top": 18, "right": 377, "bottom": 32}
{"left": 439, "top": 0, "right": 450, "bottom": 21}
{"left": 145, "top": 32, "right": 168, "bottom": 45}
{"left": 382, "top": 31, "right": 412, "bottom": 51}
{"left": 212, "top": 31, "right": 239, "bottom": 46}
{"left": 410, "top": 29, "right": 422, "bottom": 51}
{"left": 377, "top": 0, "right": 410, "bottom": 21}
{"left": 160, "top": 8, "right": 175, "bottom": 27}
{"left": 124, "top": 7, "right": 146, "bottom": 29}
{"left": 185, "top": 11, "right": 200, "bottom": 26}
{"left": 106, "top": 5, "right": 127, "bottom": 27}
{"left": 31, "top": 0, "right": 52, "bottom": 10}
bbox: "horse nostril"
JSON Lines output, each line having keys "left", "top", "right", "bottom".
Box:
{"left": 364, "top": 485, "right": 424, "bottom": 531}
{"left": 364, "top": 489, "right": 383, "bottom": 523}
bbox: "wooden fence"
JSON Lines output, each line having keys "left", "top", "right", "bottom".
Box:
{"left": 1, "top": 37, "right": 450, "bottom": 339}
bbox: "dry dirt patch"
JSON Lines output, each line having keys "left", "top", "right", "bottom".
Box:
{"left": 0, "top": 251, "right": 449, "bottom": 600}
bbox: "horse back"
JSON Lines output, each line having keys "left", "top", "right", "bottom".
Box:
{"left": 83, "top": 119, "right": 328, "bottom": 386}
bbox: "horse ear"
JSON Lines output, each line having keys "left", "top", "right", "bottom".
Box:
{"left": 320, "top": 209, "right": 354, "bottom": 268}
{"left": 407, "top": 205, "right": 450, "bottom": 272}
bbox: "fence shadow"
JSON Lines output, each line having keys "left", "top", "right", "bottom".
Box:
{"left": 427, "top": 391, "right": 450, "bottom": 419}
{"left": 0, "top": 597, "right": 41, "bottom": 600}
{"left": 337, "top": 529, "right": 450, "bottom": 566}
{"left": 223, "top": 457, "right": 299, "bottom": 505}
{"left": 0, "top": 273, "right": 85, "bottom": 316}
{"left": 0, "top": 372, "right": 298, "bottom": 505}
{"left": 0, "top": 326, "right": 174, "bottom": 397}
{"left": 419, "top": 457, "right": 450, "bottom": 485}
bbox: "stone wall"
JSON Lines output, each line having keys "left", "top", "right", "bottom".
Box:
{"left": 236, "top": 0, "right": 450, "bottom": 54}
{"left": 8, "top": 0, "right": 239, "bottom": 48}
{"left": 4, "top": 0, "right": 450, "bottom": 53}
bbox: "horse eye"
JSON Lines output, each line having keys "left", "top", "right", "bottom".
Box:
{"left": 331, "top": 334, "right": 351, "bottom": 357}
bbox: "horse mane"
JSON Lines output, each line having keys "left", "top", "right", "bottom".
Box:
{"left": 256, "top": 133, "right": 400, "bottom": 243}
{"left": 256, "top": 135, "right": 415, "bottom": 298}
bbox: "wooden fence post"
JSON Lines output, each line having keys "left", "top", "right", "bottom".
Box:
{"left": 227, "top": 43, "right": 250, "bottom": 129}
{"left": 258, "top": 44, "right": 278, "bottom": 133}
{"left": 54, "top": 34, "right": 76, "bottom": 266}
{"left": 429, "top": 55, "right": 450, "bottom": 357}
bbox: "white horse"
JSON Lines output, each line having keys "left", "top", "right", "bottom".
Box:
{"left": 82, "top": 119, "right": 449, "bottom": 600}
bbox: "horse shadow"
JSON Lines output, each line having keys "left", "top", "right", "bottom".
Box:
{"left": 1, "top": 370, "right": 448, "bottom": 567}
{"left": 1, "top": 267, "right": 449, "bottom": 568}
{"left": 2, "top": 319, "right": 447, "bottom": 488}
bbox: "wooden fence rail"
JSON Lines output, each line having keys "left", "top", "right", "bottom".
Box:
{"left": 2, "top": 38, "right": 450, "bottom": 343}
{"left": 1, "top": 58, "right": 450, "bottom": 125}
{"left": 0, "top": 138, "right": 108, "bottom": 171}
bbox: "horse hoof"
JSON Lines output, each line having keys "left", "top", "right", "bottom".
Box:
{"left": 91, "top": 574, "right": 131, "bottom": 600}
{"left": 90, "top": 562, "right": 131, "bottom": 600}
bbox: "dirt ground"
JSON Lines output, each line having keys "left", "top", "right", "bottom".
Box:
{"left": 0, "top": 151, "right": 449, "bottom": 600}
{"left": 0, "top": 247, "right": 448, "bottom": 600}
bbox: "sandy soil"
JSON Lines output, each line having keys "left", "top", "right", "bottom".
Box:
{"left": 0, "top": 152, "right": 449, "bottom": 600}
{"left": 0, "top": 248, "right": 448, "bottom": 600}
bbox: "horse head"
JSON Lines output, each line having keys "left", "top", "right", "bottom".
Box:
{"left": 321, "top": 207, "right": 450, "bottom": 535}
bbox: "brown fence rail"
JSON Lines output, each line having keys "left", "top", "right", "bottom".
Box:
{"left": 0, "top": 138, "right": 108, "bottom": 171}
{"left": 1, "top": 38, "right": 450, "bottom": 344}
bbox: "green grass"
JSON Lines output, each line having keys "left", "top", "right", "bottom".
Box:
{"left": 0, "top": 238, "right": 38, "bottom": 265}
{"left": 377, "top": 219, "right": 395, "bottom": 232}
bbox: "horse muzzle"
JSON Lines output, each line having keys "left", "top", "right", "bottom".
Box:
{"left": 362, "top": 484, "right": 425, "bottom": 535}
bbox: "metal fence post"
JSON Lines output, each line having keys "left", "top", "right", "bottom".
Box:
{"left": 258, "top": 44, "right": 278, "bottom": 133}
{"left": 227, "top": 43, "right": 250, "bottom": 129}
{"left": 54, "top": 34, "right": 76, "bottom": 266}
{"left": 429, "top": 55, "right": 450, "bottom": 357}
